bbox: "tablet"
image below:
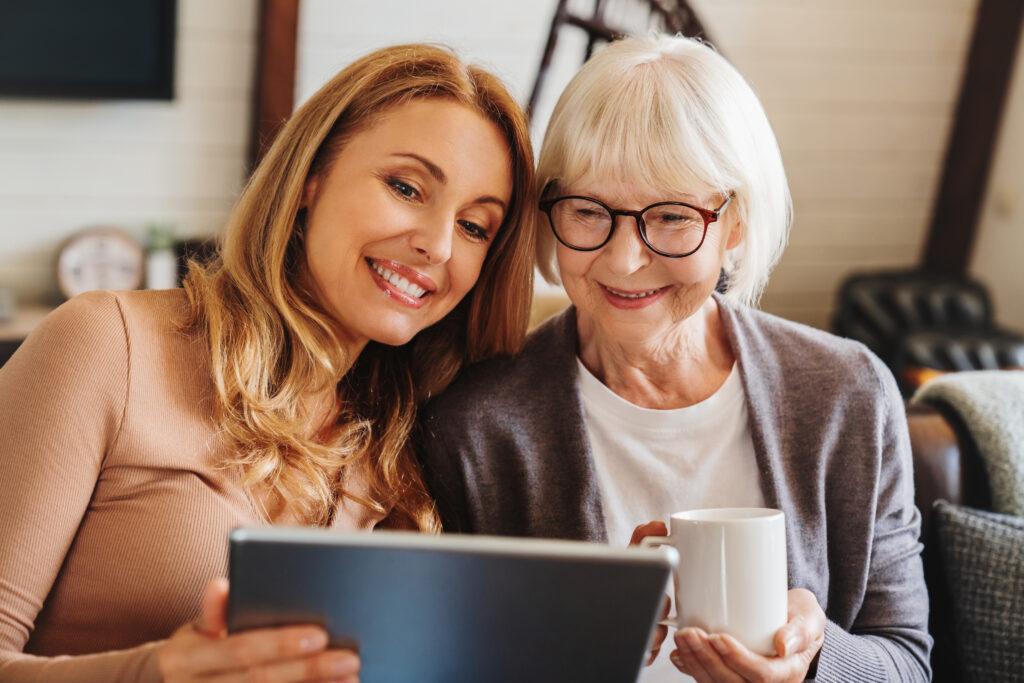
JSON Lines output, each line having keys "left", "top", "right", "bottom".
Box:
{"left": 228, "top": 527, "right": 676, "bottom": 683}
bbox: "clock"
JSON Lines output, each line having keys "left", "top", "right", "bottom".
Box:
{"left": 56, "top": 227, "right": 145, "bottom": 299}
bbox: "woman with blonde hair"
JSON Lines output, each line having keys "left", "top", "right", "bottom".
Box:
{"left": 0, "top": 43, "right": 534, "bottom": 682}
{"left": 419, "top": 35, "right": 930, "bottom": 682}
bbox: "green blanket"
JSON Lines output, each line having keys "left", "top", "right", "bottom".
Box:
{"left": 912, "top": 370, "right": 1024, "bottom": 516}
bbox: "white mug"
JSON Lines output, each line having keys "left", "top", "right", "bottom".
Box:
{"left": 641, "top": 507, "right": 788, "bottom": 656}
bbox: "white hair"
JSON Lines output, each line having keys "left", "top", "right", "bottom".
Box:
{"left": 536, "top": 34, "right": 792, "bottom": 307}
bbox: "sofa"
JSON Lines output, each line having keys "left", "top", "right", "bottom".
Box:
{"left": 907, "top": 373, "right": 1024, "bottom": 683}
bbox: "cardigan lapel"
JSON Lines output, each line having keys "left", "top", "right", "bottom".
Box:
{"left": 715, "top": 295, "right": 786, "bottom": 513}
{"left": 533, "top": 307, "right": 610, "bottom": 542}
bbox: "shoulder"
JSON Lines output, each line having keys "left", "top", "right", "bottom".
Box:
{"left": 40, "top": 288, "right": 189, "bottom": 335}
{"left": 106, "top": 288, "right": 192, "bottom": 333}
{"left": 22, "top": 289, "right": 199, "bottom": 376}
{"left": 422, "top": 308, "right": 576, "bottom": 423}
{"left": 25, "top": 290, "right": 130, "bottom": 364}
{"left": 722, "top": 298, "right": 896, "bottom": 401}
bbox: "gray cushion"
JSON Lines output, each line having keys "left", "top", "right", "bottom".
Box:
{"left": 933, "top": 501, "right": 1024, "bottom": 682}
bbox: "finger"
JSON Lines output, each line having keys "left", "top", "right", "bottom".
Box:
{"left": 775, "top": 589, "right": 826, "bottom": 657}
{"left": 710, "top": 632, "right": 802, "bottom": 682}
{"left": 630, "top": 521, "right": 668, "bottom": 546}
{"left": 669, "top": 647, "right": 704, "bottom": 681}
{"left": 670, "top": 629, "right": 718, "bottom": 683}
{"left": 774, "top": 614, "right": 807, "bottom": 658}
{"left": 174, "top": 627, "right": 331, "bottom": 675}
{"left": 196, "top": 578, "right": 230, "bottom": 638}
{"left": 675, "top": 628, "right": 745, "bottom": 683}
{"left": 660, "top": 594, "right": 672, "bottom": 620}
{"left": 209, "top": 650, "right": 360, "bottom": 683}
{"left": 646, "top": 622, "right": 667, "bottom": 665}
{"left": 647, "top": 594, "right": 673, "bottom": 665}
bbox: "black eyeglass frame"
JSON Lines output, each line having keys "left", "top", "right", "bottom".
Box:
{"left": 539, "top": 187, "right": 735, "bottom": 258}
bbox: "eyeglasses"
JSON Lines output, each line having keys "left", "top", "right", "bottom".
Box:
{"left": 539, "top": 190, "right": 734, "bottom": 258}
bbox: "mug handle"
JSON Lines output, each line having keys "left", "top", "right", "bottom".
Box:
{"left": 640, "top": 536, "right": 678, "bottom": 628}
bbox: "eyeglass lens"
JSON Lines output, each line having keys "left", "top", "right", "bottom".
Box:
{"left": 548, "top": 197, "right": 707, "bottom": 256}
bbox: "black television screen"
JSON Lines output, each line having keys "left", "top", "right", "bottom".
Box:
{"left": 0, "top": 0, "right": 176, "bottom": 100}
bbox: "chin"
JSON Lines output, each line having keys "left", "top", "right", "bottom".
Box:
{"left": 368, "top": 311, "right": 439, "bottom": 347}
{"left": 368, "top": 327, "right": 419, "bottom": 347}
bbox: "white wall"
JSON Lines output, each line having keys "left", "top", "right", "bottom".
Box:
{"left": 0, "top": 0, "right": 258, "bottom": 305}
{"left": 297, "top": 0, "right": 569, "bottom": 139}
{"left": 298, "top": 0, "right": 1012, "bottom": 329}
{"left": 971, "top": 32, "right": 1024, "bottom": 331}
{"left": 3, "top": 0, "right": 1021, "bottom": 332}
{"left": 688, "top": 0, "right": 981, "bottom": 328}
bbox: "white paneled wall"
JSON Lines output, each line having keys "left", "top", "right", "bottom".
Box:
{"left": 3, "top": 0, "right": 1021, "bottom": 332}
{"left": 688, "top": 0, "right": 980, "bottom": 328}
{"left": 972, "top": 33, "right": 1024, "bottom": 331}
{"left": 297, "top": 0, "right": 1009, "bottom": 329}
{"left": 0, "top": 0, "right": 258, "bottom": 304}
{"left": 296, "top": 0, "right": 564, "bottom": 138}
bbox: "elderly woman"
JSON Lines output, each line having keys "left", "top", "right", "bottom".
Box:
{"left": 418, "top": 35, "right": 930, "bottom": 682}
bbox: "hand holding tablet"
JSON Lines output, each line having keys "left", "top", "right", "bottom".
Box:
{"left": 227, "top": 528, "right": 676, "bottom": 683}
{"left": 160, "top": 578, "right": 360, "bottom": 682}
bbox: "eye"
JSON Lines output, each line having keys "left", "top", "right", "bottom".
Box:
{"left": 386, "top": 176, "right": 419, "bottom": 200}
{"left": 458, "top": 219, "right": 490, "bottom": 242}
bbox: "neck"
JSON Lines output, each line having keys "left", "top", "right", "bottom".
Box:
{"left": 576, "top": 297, "right": 735, "bottom": 409}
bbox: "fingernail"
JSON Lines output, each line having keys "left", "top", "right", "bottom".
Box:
{"left": 709, "top": 634, "right": 729, "bottom": 655}
{"left": 332, "top": 653, "right": 359, "bottom": 675}
{"left": 670, "top": 652, "right": 685, "bottom": 669}
{"left": 300, "top": 631, "right": 328, "bottom": 652}
{"left": 783, "top": 635, "right": 799, "bottom": 657}
{"left": 681, "top": 628, "right": 702, "bottom": 650}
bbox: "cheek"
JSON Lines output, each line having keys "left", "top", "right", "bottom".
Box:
{"left": 303, "top": 222, "right": 346, "bottom": 283}
{"left": 555, "top": 247, "right": 593, "bottom": 284}
{"left": 449, "top": 246, "right": 490, "bottom": 297}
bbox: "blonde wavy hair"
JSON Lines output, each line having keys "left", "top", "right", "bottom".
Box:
{"left": 183, "top": 44, "right": 535, "bottom": 531}
{"left": 536, "top": 35, "right": 791, "bottom": 306}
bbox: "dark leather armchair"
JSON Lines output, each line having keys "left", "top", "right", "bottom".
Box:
{"left": 834, "top": 270, "right": 1024, "bottom": 395}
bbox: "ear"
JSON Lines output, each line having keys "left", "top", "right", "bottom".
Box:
{"left": 300, "top": 174, "right": 321, "bottom": 210}
{"left": 724, "top": 214, "right": 744, "bottom": 250}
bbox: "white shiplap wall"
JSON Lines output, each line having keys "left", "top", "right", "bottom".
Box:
{"left": 688, "top": 0, "right": 980, "bottom": 329}
{"left": 0, "top": 0, "right": 258, "bottom": 305}
{"left": 972, "top": 32, "right": 1024, "bottom": 332}
{"left": 4, "top": 0, "right": 1020, "bottom": 332}
{"left": 298, "top": 0, "right": 1008, "bottom": 330}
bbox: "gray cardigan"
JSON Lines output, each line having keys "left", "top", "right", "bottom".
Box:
{"left": 418, "top": 297, "right": 931, "bottom": 682}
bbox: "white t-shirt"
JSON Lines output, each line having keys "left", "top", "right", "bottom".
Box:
{"left": 576, "top": 359, "right": 765, "bottom": 683}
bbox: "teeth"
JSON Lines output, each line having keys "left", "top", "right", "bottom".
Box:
{"left": 608, "top": 287, "right": 660, "bottom": 299}
{"left": 371, "top": 261, "right": 427, "bottom": 298}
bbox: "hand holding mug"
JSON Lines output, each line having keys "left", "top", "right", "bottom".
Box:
{"left": 158, "top": 578, "right": 360, "bottom": 682}
{"left": 670, "top": 588, "right": 825, "bottom": 683}
{"left": 640, "top": 508, "right": 789, "bottom": 655}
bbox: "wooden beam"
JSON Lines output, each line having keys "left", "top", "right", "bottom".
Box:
{"left": 922, "top": 0, "right": 1024, "bottom": 274}
{"left": 249, "top": 0, "right": 300, "bottom": 170}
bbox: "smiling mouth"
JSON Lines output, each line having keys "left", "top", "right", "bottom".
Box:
{"left": 602, "top": 285, "right": 667, "bottom": 299}
{"left": 367, "top": 259, "right": 429, "bottom": 299}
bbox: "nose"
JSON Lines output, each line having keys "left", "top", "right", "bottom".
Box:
{"left": 600, "top": 214, "right": 650, "bottom": 275}
{"left": 409, "top": 212, "right": 454, "bottom": 265}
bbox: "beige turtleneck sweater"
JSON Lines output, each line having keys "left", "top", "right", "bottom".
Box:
{"left": 0, "top": 289, "right": 381, "bottom": 681}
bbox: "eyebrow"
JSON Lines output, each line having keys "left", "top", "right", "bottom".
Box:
{"left": 393, "top": 152, "right": 508, "bottom": 212}
{"left": 395, "top": 153, "right": 447, "bottom": 183}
